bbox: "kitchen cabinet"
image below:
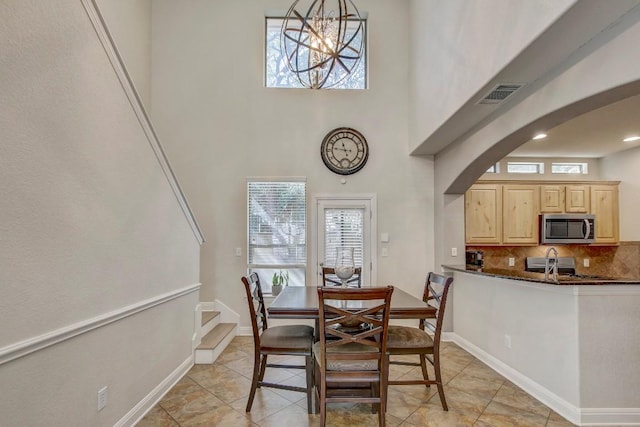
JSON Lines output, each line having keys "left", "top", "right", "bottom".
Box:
{"left": 465, "top": 180, "right": 620, "bottom": 246}
{"left": 590, "top": 184, "right": 619, "bottom": 244}
{"left": 502, "top": 185, "right": 540, "bottom": 244}
{"left": 465, "top": 184, "right": 502, "bottom": 244}
{"left": 540, "top": 185, "right": 564, "bottom": 213}
{"left": 540, "top": 184, "right": 590, "bottom": 213}
{"left": 565, "top": 185, "right": 590, "bottom": 213}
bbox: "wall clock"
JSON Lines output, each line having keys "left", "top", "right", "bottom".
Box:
{"left": 320, "top": 127, "right": 369, "bottom": 175}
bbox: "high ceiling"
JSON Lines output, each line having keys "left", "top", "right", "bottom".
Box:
{"left": 510, "top": 93, "right": 640, "bottom": 158}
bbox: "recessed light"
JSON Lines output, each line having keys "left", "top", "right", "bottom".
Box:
{"left": 533, "top": 133, "right": 547, "bottom": 140}
{"left": 623, "top": 136, "right": 640, "bottom": 142}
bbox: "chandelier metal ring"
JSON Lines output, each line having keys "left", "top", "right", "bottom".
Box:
{"left": 280, "top": 0, "right": 364, "bottom": 89}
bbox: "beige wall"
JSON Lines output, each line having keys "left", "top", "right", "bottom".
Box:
{"left": 601, "top": 145, "right": 640, "bottom": 241}
{"left": 0, "top": 0, "right": 200, "bottom": 425}
{"left": 96, "top": 0, "right": 152, "bottom": 108}
{"left": 150, "top": 0, "right": 436, "bottom": 327}
{"left": 407, "top": 0, "right": 576, "bottom": 151}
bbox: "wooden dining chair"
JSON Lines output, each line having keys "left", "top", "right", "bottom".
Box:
{"left": 321, "top": 266, "right": 362, "bottom": 287}
{"left": 314, "top": 286, "right": 394, "bottom": 427}
{"left": 386, "top": 272, "right": 453, "bottom": 410}
{"left": 241, "top": 273, "right": 315, "bottom": 413}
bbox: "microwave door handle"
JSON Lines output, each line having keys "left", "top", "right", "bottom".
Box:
{"left": 584, "top": 218, "right": 591, "bottom": 239}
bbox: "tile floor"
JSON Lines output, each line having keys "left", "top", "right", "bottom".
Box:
{"left": 138, "top": 336, "right": 577, "bottom": 426}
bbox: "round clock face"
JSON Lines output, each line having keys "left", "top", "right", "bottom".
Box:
{"left": 320, "top": 127, "right": 369, "bottom": 175}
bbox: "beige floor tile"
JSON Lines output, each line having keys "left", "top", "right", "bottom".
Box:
{"left": 491, "top": 381, "right": 550, "bottom": 418}
{"left": 427, "top": 387, "right": 492, "bottom": 419}
{"left": 404, "top": 404, "right": 478, "bottom": 426}
{"left": 460, "top": 361, "right": 505, "bottom": 383}
{"left": 188, "top": 363, "right": 253, "bottom": 404}
{"left": 546, "top": 411, "right": 578, "bottom": 426}
{"left": 476, "top": 400, "right": 548, "bottom": 427}
{"left": 136, "top": 406, "right": 179, "bottom": 427}
{"left": 230, "top": 387, "right": 298, "bottom": 423}
{"left": 447, "top": 370, "right": 504, "bottom": 400}
{"left": 256, "top": 403, "right": 321, "bottom": 427}
{"left": 385, "top": 386, "right": 428, "bottom": 420}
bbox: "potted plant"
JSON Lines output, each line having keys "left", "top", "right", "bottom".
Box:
{"left": 271, "top": 270, "right": 289, "bottom": 296}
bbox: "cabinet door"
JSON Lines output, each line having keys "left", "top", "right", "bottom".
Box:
{"left": 590, "top": 185, "right": 619, "bottom": 244}
{"left": 465, "top": 184, "right": 502, "bottom": 244}
{"left": 565, "top": 185, "right": 590, "bottom": 213}
{"left": 502, "top": 185, "right": 540, "bottom": 245}
{"left": 540, "top": 185, "right": 565, "bottom": 213}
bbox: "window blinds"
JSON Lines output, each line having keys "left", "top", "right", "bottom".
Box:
{"left": 323, "top": 208, "right": 364, "bottom": 268}
{"left": 248, "top": 180, "right": 306, "bottom": 267}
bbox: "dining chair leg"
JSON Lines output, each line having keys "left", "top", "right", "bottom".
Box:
{"left": 246, "top": 354, "right": 262, "bottom": 412}
{"left": 319, "top": 380, "right": 326, "bottom": 427}
{"left": 305, "top": 354, "right": 314, "bottom": 414}
{"left": 433, "top": 353, "right": 448, "bottom": 411}
{"left": 258, "top": 354, "right": 268, "bottom": 383}
{"left": 420, "top": 354, "right": 430, "bottom": 387}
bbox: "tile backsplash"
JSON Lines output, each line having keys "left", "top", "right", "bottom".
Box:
{"left": 467, "top": 242, "right": 640, "bottom": 279}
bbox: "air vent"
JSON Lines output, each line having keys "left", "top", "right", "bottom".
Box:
{"left": 477, "top": 83, "right": 525, "bottom": 105}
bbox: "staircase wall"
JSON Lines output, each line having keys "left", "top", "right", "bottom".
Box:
{"left": 0, "top": 0, "right": 201, "bottom": 425}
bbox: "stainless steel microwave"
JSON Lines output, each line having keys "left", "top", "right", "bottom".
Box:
{"left": 540, "top": 214, "right": 595, "bottom": 244}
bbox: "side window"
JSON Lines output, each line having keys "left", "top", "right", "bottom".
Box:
{"left": 247, "top": 179, "right": 306, "bottom": 293}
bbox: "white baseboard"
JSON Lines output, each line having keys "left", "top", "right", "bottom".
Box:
{"left": 116, "top": 355, "right": 193, "bottom": 427}
{"left": 450, "top": 333, "right": 640, "bottom": 426}
{"left": 213, "top": 299, "right": 240, "bottom": 324}
{"left": 238, "top": 326, "right": 252, "bottom": 336}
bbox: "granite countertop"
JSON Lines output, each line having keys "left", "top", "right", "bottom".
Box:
{"left": 442, "top": 264, "right": 640, "bottom": 285}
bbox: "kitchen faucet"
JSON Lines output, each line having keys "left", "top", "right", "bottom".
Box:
{"left": 544, "top": 246, "right": 559, "bottom": 281}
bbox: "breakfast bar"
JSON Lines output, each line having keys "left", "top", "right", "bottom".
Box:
{"left": 442, "top": 265, "right": 640, "bottom": 426}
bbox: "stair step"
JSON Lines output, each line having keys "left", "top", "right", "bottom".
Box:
{"left": 194, "top": 323, "right": 237, "bottom": 364}
{"left": 201, "top": 310, "right": 220, "bottom": 326}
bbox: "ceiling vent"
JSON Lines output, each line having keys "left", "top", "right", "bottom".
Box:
{"left": 477, "top": 83, "right": 525, "bottom": 105}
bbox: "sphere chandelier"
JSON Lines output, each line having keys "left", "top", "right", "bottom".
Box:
{"left": 280, "top": 0, "right": 364, "bottom": 89}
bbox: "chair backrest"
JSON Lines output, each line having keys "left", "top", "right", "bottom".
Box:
{"left": 321, "top": 266, "right": 362, "bottom": 287}
{"left": 317, "top": 286, "right": 393, "bottom": 370}
{"left": 241, "top": 273, "right": 268, "bottom": 350}
{"left": 420, "top": 272, "right": 453, "bottom": 345}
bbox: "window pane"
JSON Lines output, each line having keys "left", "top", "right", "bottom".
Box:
{"left": 507, "top": 162, "right": 544, "bottom": 174}
{"left": 324, "top": 208, "right": 364, "bottom": 268}
{"left": 249, "top": 267, "right": 305, "bottom": 293}
{"left": 265, "top": 17, "right": 366, "bottom": 89}
{"left": 248, "top": 181, "right": 306, "bottom": 290}
{"left": 551, "top": 163, "right": 587, "bottom": 174}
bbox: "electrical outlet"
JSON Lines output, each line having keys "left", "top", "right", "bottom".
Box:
{"left": 508, "top": 257, "right": 515, "bottom": 267}
{"left": 583, "top": 258, "right": 590, "bottom": 267}
{"left": 97, "top": 386, "right": 108, "bottom": 411}
{"left": 451, "top": 247, "right": 458, "bottom": 257}
{"left": 235, "top": 248, "right": 242, "bottom": 257}
{"left": 504, "top": 334, "right": 512, "bottom": 349}
{"left": 381, "top": 247, "right": 388, "bottom": 257}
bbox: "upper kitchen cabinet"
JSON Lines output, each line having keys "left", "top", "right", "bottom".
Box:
{"left": 465, "top": 181, "right": 620, "bottom": 246}
{"left": 502, "top": 185, "right": 540, "bottom": 244}
{"left": 540, "top": 184, "right": 590, "bottom": 213}
{"left": 465, "top": 184, "right": 502, "bottom": 244}
{"left": 565, "top": 185, "right": 590, "bottom": 213}
{"left": 540, "top": 185, "right": 564, "bottom": 213}
{"left": 591, "top": 184, "right": 619, "bottom": 244}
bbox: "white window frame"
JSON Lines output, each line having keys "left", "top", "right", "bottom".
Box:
{"left": 507, "top": 161, "right": 545, "bottom": 174}
{"left": 264, "top": 15, "right": 368, "bottom": 90}
{"left": 551, "top": 162, "right": 588, "bottom": 174}
{"left": 247, "top": 177, "right": 307, "bottom": 292}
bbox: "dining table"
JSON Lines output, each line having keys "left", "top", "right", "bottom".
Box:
{"left": 267, "top": 285, "right": 436, "bottom": 321}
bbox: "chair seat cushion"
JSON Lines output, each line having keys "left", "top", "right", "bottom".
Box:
{"left": 260, "top": 325, "right": 314, "bottom": 352}
{"left": 313, "top": 342, "right": 379, "bottom": 371}
{"left": 387, "top": 325, "right": 433, "bottom": 349}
